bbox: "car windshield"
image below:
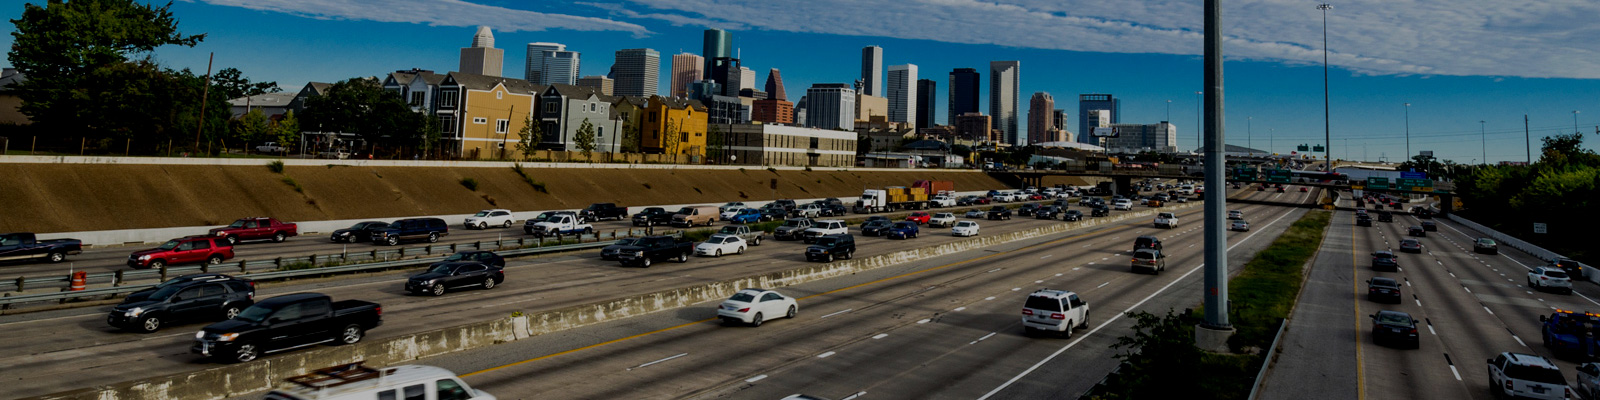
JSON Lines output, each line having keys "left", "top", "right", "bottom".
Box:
{"left": 815, "top": 238, "right": 838, "bottom": 246}
{"left": 1504, "top": 364, "right": 1568, "bottom": 385}
{"left": 1376, "top": 253, "right": 1395, "bottom": 259}
{"left": 1546, "top": 270, "right": 1570, "bottom": 279}
{"left": 1370, "top": 278, "right": 1397, "bottom": 287}
{"left": 1480, "top": 239, "right": 1496, "bottom": 245}
{"left": 1376, "top": 312, "right": 1411, "bottom": 325}
{"left": 227, "top": 220, "right": 248, "bottom": 228}
{"left": 956, "top": 222, "right": 975, "bottom": 227}
{"left": 156, "top": 240, "right": 181, "bottom": 251}
{"left": 474, "top": 211, "right": 491, "bottom": 217}
{"left": 783, "top": 220, "right": 805, "bottom": 226}
{"left": 427, "top": 264, "right": 457, "bottom": 274}
{"left": 234, "top": 303, "right": 273, "bottom": 323}
{"left": 1024, "top": 296, "right": 1062, "bottom": 312}
{"left": 706, "top": 237, "right": 727, "bottom": 244}
{"left": 729, "top": 292, "right": 757, "bottom": 302}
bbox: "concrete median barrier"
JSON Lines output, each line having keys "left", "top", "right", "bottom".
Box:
{"left": 40, "top": 201, "right": 1198, "bottom": 400}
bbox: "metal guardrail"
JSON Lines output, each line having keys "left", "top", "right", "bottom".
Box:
{"left": 0, "top": 229, "right": 674, "bottom": 308}
{"left": 1247, "top": 318, "right": 1290, "bottom": 400}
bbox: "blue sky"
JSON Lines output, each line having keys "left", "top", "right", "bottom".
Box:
{"left": 4, "top": 0, "right": 1598, "bottom": 164}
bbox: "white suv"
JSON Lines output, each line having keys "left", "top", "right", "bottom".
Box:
{"left": 1528, "top": 267, "right": 1574, "bottom": 294}
{"left": 464, "top": 209, "right": 515, "bottom": 229}
{"left": 795, "top": 204, "right": 824, "bottom": 218}
{"left": 801, "top": 220, "right": 848, "bottom": 243}
{"left": 1021, "top": 289, "right": 1090, "bottom": 337}
{"left": 928, "top": 213, "right": 957, "bottom": 228}
{"left": 1487, "top": 352, "right": 1571, "bottom": 400}
{"left": 1112, "top": 199, "right": 1134, "bottom": 210}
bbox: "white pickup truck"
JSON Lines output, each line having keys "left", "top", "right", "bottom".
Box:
{"left": 801, "top": 220, "right": 848, "bottom": 243}
{"left": 531, "top": 214, "right": 594, "bottom": 237}
{"left": 929, "top": 195, "right": 957, "bottom": 208}
{"left": 1154, "top": 212, "right": 1179, "bottom": 229}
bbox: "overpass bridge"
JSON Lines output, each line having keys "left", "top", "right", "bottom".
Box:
{"left": 986, "top": 165, "right": 1457, "bottom": 214}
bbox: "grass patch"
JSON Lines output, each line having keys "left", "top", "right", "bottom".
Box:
{"left": 767, "top": 167, "right": 778, "bottom": 173}
{"left": 1218, "top": 210, "right": 1330, "bottom": 351}
{"left": 459, "top": 178, "right": 479, "bottom": 191}
{"left": 510, "top": 163, "right": 549, "bottom": 193}
{"left": 281, "top": 176, "right": 304, "bottom": 193}
{"left": 266, "top": 160, "right": 285, "bottom": 174}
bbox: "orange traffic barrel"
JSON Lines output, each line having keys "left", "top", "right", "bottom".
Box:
{"left": 69, "top": 271, "right": 87, "bottom": 291}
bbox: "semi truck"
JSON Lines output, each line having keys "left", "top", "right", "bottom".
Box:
{"left": 854, "top": 186, "right": 931, "bottom": 213}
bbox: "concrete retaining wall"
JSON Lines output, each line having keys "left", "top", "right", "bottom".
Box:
{"left": 0, "top": 155, "right": 956, "bottom": 173}
{"left": 39, "top": 202, "right": 1196, "bottom": 400}
{"left": 1443, "top": 214, "right": 1592, "bottom": 279}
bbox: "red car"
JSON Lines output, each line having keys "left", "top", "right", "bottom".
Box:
{"left": 127, "top": 236, "right": 235, "bottom": 269}
{"left": 906, "top": 212, "right": 932, "bottom": 225}
{"left": 1299, "top": 187, "right": 1309, "bottom": 192}
{"left": 1028, "top": 194, "right": 1045, "bottom": 201}
{"left": 1276, "top": 186, "right": 1286, "bottom": 193}
{"left": 1257, "top": 186, "right": 1266, "bottom": 191}
{"left": 975, "top": 197, "right": 992, "bottom": 205}
{"left": 208, "top": 217, "right": 298, "bottom": 245}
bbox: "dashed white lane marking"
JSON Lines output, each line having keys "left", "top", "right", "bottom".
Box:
{"left": 1101, "top": 257, "right": 1109, "bottom": 261}
{"left": 817, "top": 351, "right": 836, "bottom": 358}
{"left": 842, "top": 392, "right": 867, "bottom": 400}
{"left": 970, "top": 332, "right": 998, "bottom": 345}
{"left": 1428, "top": 325, "right": 1437, "bottom": 335}
{"left": 917, "top": 319, "right": 931, "bottom": 324}
{"left": 872, "top": 334, "right": 888, "bottom": 339}
{"left": 1484, "top": 306, "right": 1495, "bottom": 315}
{"left": 1035, "top": 280, "right": 1044, "bottom": 283}
{"left": 1097, "top": 282, "right": 1111, "bottom": 288}
{"left": 1040, "top": 255, "right": 1053, "bottom": 259}
{"left": 953, "top": 307, "right": 967, "bottom": 312}
{"left": 1416, "top": 299, "right": 1423, "bottom": 306}
{"left": 745, "top": 374, "right": 767, "bottom": 383}
{"left": 1055, "top": 273, "right": 1063, "bottom": 276}
{"left": 1449, "top": 365, "right": 1462, "bottom": 381}
{"left": 985, "top": 296, "right": 996, "bottom": 301}
{"left": 1011, "top": 287, "right": 1021, "bottom": 291}
{"left": 1464, "top": 287, "right": 1472, "bottom": 293}
{"left": 820, "top": 309, "right": 854, "bottom": 319}
{"left": 629, "top": 353, "right": 688, "bottom": 370}
{"left": 987, "top": 268, "right": 1002, "bottom": 273}
{"left": 1513, "top": 335, "right": 1527, "bottom": 348}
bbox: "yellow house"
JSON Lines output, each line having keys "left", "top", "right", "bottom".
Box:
{"left": 642, "top": 95, "right": 709, "bottom": 157}
{"left": 437, "top": 72, "right": 544, "bottom": 159}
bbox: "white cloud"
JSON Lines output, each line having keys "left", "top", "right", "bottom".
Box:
{"left": 192, "top": 0, "right": 651, "bottom": 37}
{"left": 615, "top": 0, "right": 1600, "bottom": 79}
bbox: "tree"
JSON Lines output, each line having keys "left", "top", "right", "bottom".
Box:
{"left": 211, "top": 67, "right": 279, "bottom": 100}
{"left": 706, "top": 124, "right": 725, "bottom": 162}
{"left": 234, "top": 109, "right": 270, "bottom": 150}
{"left": 418, "top": 113, "right": 441, "bottom": 158}
{"left": 620, "top": 121, "right": 642, "bottom": 153}
{"left": 300, "top": 78, "right": 426, "bottom": 149}
{"left": 271, "top": 111, "right": 300, "bottom": 155}
{"left": 1098, "top": 310, "right": 1206, "bottom": 399}
{"left": 663, "top": 118, "right": 682, "bottom": 155}
{"left": 513, "top": 114, "right": 541, "bottom": 160}
{"left": 574, "top": 118, "right": 596, "bottom": 161}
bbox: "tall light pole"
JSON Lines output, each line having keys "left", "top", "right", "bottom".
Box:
{"left": 1195, "top": 91, "right": 1203, "bottom": 152}
{"left": 1270, "top": 128, "right": 1275, "bottom": 154}
{"left": 1247, "top": 116, "right": 1253, "bottom": 154}
{"left": 1403, "top": 103, "right": 1411, "bottom": 161}
{"left": 1480, "top": 120, "right": 1487, "bottom": 164}
{"left": 1318, "top": 3, "right": 1332, "bottom": 166}
{"left": 1198, "top": 0, "right": 1232, "bottom": 347}
{"left": 1166, "top": 99, "right": 1172, "bottom": 122}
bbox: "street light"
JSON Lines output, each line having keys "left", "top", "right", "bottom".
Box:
{"left": 1166, "top": 99, "right": 1172, "bottom": 122}
{"left": 1318, "top": 3, "right": 1333, "bottom": 166}
{"left": 1403, "top": 103, "right": 1410, "bottom": 160}
{"left": 1247, "top": 116, "right": 1253, "bottom": 153}
{"left": 1195, "top": 91, "right": 1202, "bottom": 152}
{"left": 1480, "top": 120, "right": 1487, "bottom": 164}
{"left": 1575, "top": 110, "right": 1582, "bottom": 134}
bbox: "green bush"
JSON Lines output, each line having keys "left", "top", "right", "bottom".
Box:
{"left": 460, "top": 178, "right": 479, "bottom": 191}
{"left": 267, "top": 160, "right": 285, "bottom": 174}
{"left": 510, "top": 163, "right": 549, "bottom": 193}
{"left": 281, "top": 176, "right": 304, "bottom": 193}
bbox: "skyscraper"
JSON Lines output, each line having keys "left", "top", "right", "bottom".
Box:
{"left": 989, "top": 61, "right": 1020, "bottom": 145}
{"left": 915, "top": 79, "right": 937, "bottom": 129}
{"left": 702, "top": 29, "right": 732, "bottom": 79}
{"left": 1078, "top": 94, "right": 1121, "bottom": 145}
{"left": 1053, "top": 109, "right": 1067, "bottom": 132}
{"left": 739, "top": 66, "right": 756, "bottom": 91}
{"left": 524, "top": 42, "right": 565, "bottom": 83}
{"left": 540, "top": 50, "right": 580, "bottom": 85}
{"left": 1028, "top": 92, "right": 1055, "bottom": 144}
{"left": 710, "top": 57, "right": 742, "bottom": 97}
{"left": 612, "top": 48, "right": 659, "bottom": 97}
{"left": 670, "top": 53, "right": 703, "bottom": 98}
{"left": 459, "top": 26, "right": 504, "bottom": 76}
{"left": 764, "top": 68, "right": 787, "bottom": 100}
{"left": 806, "top": 83, "right": 856, "bottom": 131}
{"left": 948, "top": 68, "right": 980, "bottom": 125}
{"left": 861, "top": 46, "right": 883, "bottom": 96}
{"left": 886, "top": 64, "right": 917, "bottom": 128}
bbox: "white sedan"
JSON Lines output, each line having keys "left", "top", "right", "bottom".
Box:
{"left": 695, "top": 234, "right": 747, "bottom": 257}
{"left": 952, "top": 220, "right": 981, "bottom": 237}
{"left": 929, "top": 212, "right": 957, "bottom": 227}
{"left": 964, "top": 209, "right": 987, "bottom": 218}
{"left": 1112, "top": 199, "right": 1134, "bottom": 210}
{"left": 1230, "top": 220, "right": 1250, "bottom": 231}
{"left": 717, "top": 288, "right": 797, "bottom": 326}
{"left": 464, "top": 209, "right": 515, "bottom": 229}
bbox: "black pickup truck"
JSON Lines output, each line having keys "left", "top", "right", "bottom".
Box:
{"left": 191, "top": 293, "right": 381, "bottom": 363}
{"left": 0, "top": 232, "right": 83, "bottom": 263}
{"left": 580, "top": 203, "right": 628, "bottom": 222}
{"left": 615, "top": 235, "right": 693, "bottom": 267}
{"left": 632, "top": 207, "right": 675, "bottom": 227}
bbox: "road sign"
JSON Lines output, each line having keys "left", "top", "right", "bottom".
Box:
{"left": 1396, "top": 178, "right": 1433, "bottom": 191}
{"left": 1265, "top": 169, "right": 1293, "bottom": 183}
{"left": 1401, "top": 171, "right": 1427, "bottom": 179}
{"left": 1092, "top": 127, "right": 1119, "bottom": 137}
{"left": 1366, "top": 177, "right": 1391, "bottom": 190}
{"left": 1534, "top": 223, "right": 1548, "bottom": 234}
{"left": 1297, "top": 144, "right": 1310, "bottom": 152}
{"left": 1313, "top": 145, "right": 1325, "bottom": 152}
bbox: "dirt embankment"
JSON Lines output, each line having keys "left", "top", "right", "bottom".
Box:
{"left": 0, "top": 164, "right": 1083, "bottom": 233}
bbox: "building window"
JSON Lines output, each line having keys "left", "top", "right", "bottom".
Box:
{"left": 810, "top": 137, "right": 819, "bottom": 149}
{"left": 439, "top": 90, "right": 459, "bottom": 108}
{"left": 597, "top": 126, "right": 604, "bottom": 138}
{"left": 544, "top": 102, "right": 558, "bottom": 114}
{"left": 472, "top": 117, "right": 487, "bottom": 124}
{"left": 410, "top": 92, "right": 424, "bottom": 106}
{"left": 439, "top": 115, "right": 456, "bottom": 134}
{"left": 496, "top": 119, "right": 509, "bottom": 134}
{"left": 590, "top": 103, "right": 597, "bottom": 112}
{"left": 496, "top": 91, "right": 503, "bottom": 100}
{"left": 649, "top": 112, "right": 658, "bottom": 122}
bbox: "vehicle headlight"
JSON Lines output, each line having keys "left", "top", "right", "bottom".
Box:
{"left": 215, "top": 332, "right": 240, "bottom": 342}
{"left": 195, "top": 331, "right": 206, "bottom": 339}
{"left": 635, "top": 251, "right": 644, "bottom": 257}
{"left": 215, "top": 231, "right": 228, "bottom": 236}
{"left": 425, "top": 279, "right": 438, "bottom": 285}
{"left": 138, "top": 255, "right": 151, "bottom": 260}
{"left": 126, "top": 307, "right": 144, "bottom": 317}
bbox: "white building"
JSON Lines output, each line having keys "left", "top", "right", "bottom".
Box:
{"left": 861, "top": 46, "right": 883, "bottom": 96}
{"left": 1103, "top": 122, "right": 1179, "bottom": 153}
{"left": 805, "top": 83, "right": 856, "bottom": 131}
{"left": 886, "top": 64, "right": 918, "bottom": 129}
{"left": 738, "top": 66, "right": 756, "bottom": 91}
{"left": 989, "top": 61, "right": 1020, "bottom": 145}
{"left": 719, "top": 123, "right": 858, "bottom": 167}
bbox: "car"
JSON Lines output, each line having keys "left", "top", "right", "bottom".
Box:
{"left": 770, "top": 199, "right": 800, "bottom": 215}
{"left": 330, "top": 221, "right": 390, "bottom": 243}
{"left": 191, "top": 293, "right": 381, "bottom": 363}
{"left": 1406, "top": 226, "right": 1426, "bottom": 237}
{"left": 964, "top": 209, "right": 987, "bottom": 218}
{"left": 1062, "top": 210, "right": 1084, "bottom": 221}
{"left": 1377, "top": 211, "right": 1394, "bottom": 223}
{"left": 887, "top": 222, "right": 920, "bottom": 239}
{"left": 374, "top": 218, "right": 449, "bottom": 246}
{"left": 264, "top": 363, "right": 496, "bottom": 400}
{"left": 1578, "top": 363, "right": 1600, "bottom": 400}
{"left": 615, "top": 236, "right": 695, "bottom": 267}
{"left": 1299, "top": 187, "right": 1309, "bottom": 192}
{"left": 1112, "top": 199, "right": 1134, "bottom": 210}
{"left": 802, "top": 220, "right": 848, "bottom": 243}
{"left": 905, "top": 212, "right": 932, "bottom": 225}
{"left": 1371, "top": 251, "right": 1399, "bottom": 272}
{"left": 718, "top": 202, "right": 748, "bottom": 214}
{"left": 1174, "top": 197, "right": 1188, "bottom": 203}
{"left": 1020, "top": 289, "right": 1090, "bottom": 337}
{"left": 774, "top": 218, "right": 814, "bottom": 241}
{"left": 758, "top": 204, "right": 791, "bottom": 221}
{"left": 1230, "top": 220, "right": 1250, "bottom": 231}
{"left": 464, "top": 209, "right": 515, "bottom": 229}
{"left": 631, "top": 207, "right": 675, "bottom": 227}
{"left": 1090, "top": 206, "right": 1110, "bottom": 217}
{"left": 805, "top": 234, "right": 856, "bottom": 262}
{"left": 1035, "top": 205, "right": 1062, "bottom": 220}
{"left": 1257, "top": 185, "right": 1266, "bottom": 191}
{"left": 208, "top": 217, "right": 298, "bottom": 245}
{"left": 1369, "top": 310, "right": 1419, "bottom": 349}
{"left": 714, "top": 224, "right": 765, "bottom": 246}
{"left": 600, "top": 237, "right": 642, "bottom": 260}
{"left": 956, "top": 196, "right": 979, "bottom": 206}
{"left": 0, "top": 232, "right": 83, "bottom": 263}
{"left": 1487, "top": 352, "right": 1571, "bottom": 400}
{"left": 1134, "top": 235, "right": 1164, "bottom": 252}
{"left": 107, "top": 274, "right": 256, "bottom": 333}
{"left": 728, "top": 208, "right": 766, "bottom": 224}
{"left": 820, "top": 203, "right": 848, "bottom": 217}
{"left": 1399, "top": 238, "right": 1423, "bottom": 253}
{"left": 1017, "top": 203, "right": 1040, "bottom": 217}
{"left": 795, "top": 203, "right": 824, "bottom": 218}
{"left": 717, "top": 288, "right": 797, "bottom": 327}
{"left": 986, "top": 206, "right": 1013, "bottom": 220}
{"left": 435, "top": 250, "right": 505, "bottom": 268}
{"left": 1541, "top": 310, "right": 1600, "bottom": 359}
{"left": 1227, "top": 210, "right": 1243, "bottom": 220}
{"left": 1474, "top": 238, "right": 1499, "bottom": 255}
{"left": 928, "top": 212, "right": 958, "bottom": 227}
{"left": 1528, "top": 266, "right": 1574, "bottom": 294}
{"left": 1355, "top": 215, "right": 1373, "bottom": 227}
{"left": 695, "top": 234, "right": 748, "bottom": 257}
{"left": 1130, "top": 249, "right": 1166, "bottom": 275}
{"left": 952, "top": 221, "right": 980, "bottom": 237}
{"left": 859, "top": 219, "right": 894, "bottom": 236}
{"left": 579, "top": 203, "right": 628, "bottom": 222}
{"left": 1420, "top": 221, "right": 1437, "bottom": 232}
{"left": 530, "top": 213, "right": 593, "bottom": 238}
{"left": 1154, "top": 212, "right": 1179, "bottom": 229}
{"left": 254, "top": 142, "right": 286, "bottom": 153}
{"left": 127, "top": 235, "right": 235, "bottom": 269}
{"left": 670, "top": 205, "right": 720, "bottom": 227}
{"left": 1276, "top": 186, "right": 1286, "bottom": 193}
{"left": 406, "top": 261, "right": 505, "bottom": 296}
{"left": 1366, "top": 277, "right": 1402, "bottom": 304}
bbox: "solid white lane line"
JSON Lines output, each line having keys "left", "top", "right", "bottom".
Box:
{"left": 745, "top": 374, "right": 767, "bottom": 383}
{"left": 630, "top": 353, "right": 688, "bottom": 370}
{"left": 817, "top": 351, "right": 836, "bottom": 358}
{"left": 820, "top": 309, "right": 854, "bottom": 319}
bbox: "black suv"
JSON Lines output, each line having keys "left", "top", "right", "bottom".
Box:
{"left": 108, "top": 273, "right": 256, "bottom": 333}
{"left": 372, "top": 218, "right": 448, "bottom": 246}
{"left": 1356, "top": 215, "right": 1373, "bottom": 227}
{"left": 330, "top": 221, "right": 390, "bottom": 243}
{"left": 1134, "top": 235, "right": 1164, "bottom": 252}
{"left": 986, "top": 206, "right": 1013, "bottom": 220}
{"left": 805, "top": 234, "right": 856, "bottom": 262}
{"left": 406, "top": 261, "right": 506, "bottom": 296}
{"left": 1036, "top": 205, "right": 1062, "bottom": 219}
{"left": 1017, "top": 203, "right": 1040, "bottom": 217}
{"left": 1552, "top": 258, "right": 1587, "bottom": 281}
{"left": 1421, "top": 221, "right": 1437, "bottom": 231}
{"left": 771, "top": 199, "right": 799, "bottom": 216}
{"left": 1377, "top": 211, "right": 1394, "bottom": 222}
{"left": 1091, "top": 206, "right": 1110, "bottom": 217}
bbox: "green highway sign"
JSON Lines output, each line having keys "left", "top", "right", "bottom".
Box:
{"left": 1265, "top": 169, "right": 1293, "bottom": 183}
{"left": 1366, "top": 177, "right": 1391, "bottom": 190}
{"left": 1396, "top": 178, "right": 1433, "bottom": 191}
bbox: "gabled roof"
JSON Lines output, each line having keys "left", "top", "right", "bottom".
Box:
{"left": 447, "top": 71, "right": 542, "bottom": 94}
{"left": 611, "top": 95, "right": 647, "bottom": 108}
{"left": 545, "top": 83, "right": 602, "bottom": 99}
{"left": 0, "top": 69, "right": 25, "bottom": 92}
{"left": 303, "top": 82, "right": 333, "bottom": 96}
{"left": 228, "top": 92, "right": 295, "bottom": 107}
{"left": 386, "top": 73, "right": 415, "bottom": 87}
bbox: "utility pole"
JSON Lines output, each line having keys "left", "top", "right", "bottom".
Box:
{"left": 1403, "top": 103, "right": 1411, "bottom": 160}
{"left": 1525, "top": 114, "right": 1531, "bottom": 164}
{"left": 1195, "top": 91, "right": 1202, "bottom": 152}
{"left": 1318, "top": 4, "right": 1333, "bottom": 166}
{"left": 1198, "top": 0, "right": 1233, "bottom": 350}
{"left": 193, "top": 52, "right": 214, "bottom": 155}
{"left": 502, "top": 105, "right": 515, "bottom": 160}
{"left": 1479, "top": 120, "right": 1487, "bottom": 165}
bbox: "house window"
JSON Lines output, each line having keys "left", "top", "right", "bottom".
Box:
{"left": 439, "top": 115, "right": 456, "bottom": 134}
{"left": 410, "top": 92, "right": 424, "bottom": 106}
{"left": 439, "top": 90, "right": 459, "bottom": 107}
{"left": 496, "top": 119, "right": 509, "bottom": 133}
{"left": 597, "top": 126, "right": 604, "bottom": 138}
{"left": 544, "top": 102, "right": 558, "bottom": 114}
{"left": 649, "top": 112, "right": 658, "bottom": 122}
{"left": 496, "top": 91, "right": 503, "bottom": 100}
{"left": 472, "top": 117, "right": 488, "bottom": 124}
{"left": 590, "top": 103, "right": 597, "bottom": 112}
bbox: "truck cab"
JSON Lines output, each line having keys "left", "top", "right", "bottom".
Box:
{"left": 531, "top": 215, "right": 593, "bottom": 237}
{"left": 1540, "top": 309, "right": 1600, "bottom": 358}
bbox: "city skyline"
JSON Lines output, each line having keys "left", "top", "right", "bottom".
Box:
{"left": 14, "top": 1, "right": 1598, "bottom": 163}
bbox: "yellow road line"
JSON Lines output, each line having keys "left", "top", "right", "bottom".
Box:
{"left": 462, "top": 317, "right": 719, "bottom": 377}
{"left": 1352, "top": 211, "right": 1367, "bottom": 400}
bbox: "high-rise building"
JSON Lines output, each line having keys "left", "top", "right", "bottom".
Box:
{"left": 948, "top": 68, "right": 980, "bottom": 125}
{"left": 1104, "top": 122, "right": 1178, "bottom": 153}
{"left": 1027, "top": 92, "right": 1055, "bottom": 144}
{"left": 459, "top": 26, "right": 504, "bottom": 77}
{"left": 703, "top": 29, "right": 731, "bottom": 79}
{"left": 710, "top": 57, "right": 742, "bottom": 97}
{"left": 611, "top": 48, "right": 659, "bottom": 97}
{"left": 738, "top": 67, "right": 756, "bottom": 91}
{"left": 539, "top": 51, "right": 580, "bottom": 86}
{"left": 1078, "top": 94, "right": 1120, "bottom": 145}
{"left": 764, "top": 68, "right": 786, "bottom": 101}
{"left": 915, "top": 79, "right": 937, "bottom": 130}
{"left": 670, "top": 53, "right": 703, "bottom": 98}
{"left": 577, "top": 75, "right": 613, "bottom": 95}
{"left": 886, "top": 64, "right": 917, "bottom": 128}
{"left": 989, "top": 61, "right": 1020, "bottom": 145}
{"left": 1053, "top": 109, "right": 1067, "bottom": 132}
{"left": 805, "top": 83, "right": 856, "bottom": 131}
{"left": 955, "top": 112, "right": 994, "bottom": 142}
{"left": 861, "top": 46, "right": 883, "bottom": 96}
{"left": 524, "top": 42, "right": 565, "bottom": 83}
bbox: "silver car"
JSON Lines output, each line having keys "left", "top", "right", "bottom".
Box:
{"left": 1230, "top": 220, "right": 1249, "bottom": 232}
{"left": 1578, "top": 362, "right": 1600, "bottom": 400}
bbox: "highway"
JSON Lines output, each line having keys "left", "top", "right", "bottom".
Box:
{"left": 328, "top": 188, "right": 1321, "bottom": 400}
{"left": 0, "top": 183, "right": 1269, "bottom": 399}
{"left": 1262, "top": 194, "right": 1600, "bottom": 400}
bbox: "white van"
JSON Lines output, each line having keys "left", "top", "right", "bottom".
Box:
{"left": 264, "top": 363, "right": 495, "bottom": 400}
